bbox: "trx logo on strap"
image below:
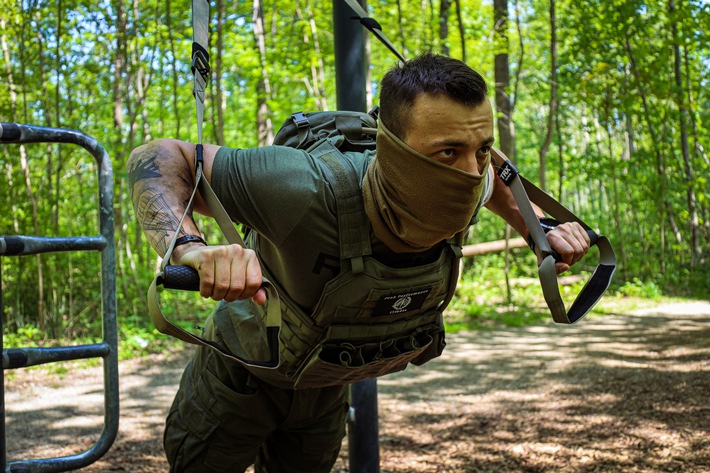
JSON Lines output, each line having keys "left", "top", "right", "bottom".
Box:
{"left": 373, "top": 288, "right": 432, "bottom": 316}
{"left": 498, "top": 160, "right": 519, "bottom": 186}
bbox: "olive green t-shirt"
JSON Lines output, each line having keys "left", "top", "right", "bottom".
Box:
{"left": 211, "top": 145, "right": 375, "bottom": 311}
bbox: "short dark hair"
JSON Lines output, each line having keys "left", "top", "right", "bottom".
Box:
{"left": 378, "top": 53, "right": 488, "bottom": 139}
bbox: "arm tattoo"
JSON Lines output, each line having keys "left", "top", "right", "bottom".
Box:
{"left": 135, "top": 189, "right": 185, "bottom": 256}
{"left": 128, "top": 142, "right": 197, "bottom": 256}
{"left": 128, "top": 151, "right": 161, "bottom": 197}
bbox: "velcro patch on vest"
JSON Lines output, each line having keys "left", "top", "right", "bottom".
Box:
{"left": 372, "top": 288, "right": 432, "bottom": 316}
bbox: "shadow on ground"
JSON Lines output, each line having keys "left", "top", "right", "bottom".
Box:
{"left": 5, "top": 301, "right": 710, "bottom": 472}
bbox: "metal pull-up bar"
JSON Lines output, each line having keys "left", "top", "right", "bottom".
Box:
{"left": 0, "top": 123, "right": 119, "bottom": 473}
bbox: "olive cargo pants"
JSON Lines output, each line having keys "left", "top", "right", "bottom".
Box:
{"left": 163, "top": 323, "right": 349, "bottom": 472}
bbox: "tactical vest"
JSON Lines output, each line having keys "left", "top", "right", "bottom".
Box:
{"left": 238, "top": 139, "right": 463, "bottom": 389}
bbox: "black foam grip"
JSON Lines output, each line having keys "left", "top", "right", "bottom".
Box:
{"left": 160, "top": 265, "right": 201, "bottom": 291}
{"left": 1, "top": 237, "right": 25, "bottom": 255}
{"left": 5, "top": 349, "right": 28, "bottom": 369}
{"left": 587, "top": 229, "right": 599, "bottom": 247}
{"left": 0, "top": 123, "right": 21, "bottom": 141}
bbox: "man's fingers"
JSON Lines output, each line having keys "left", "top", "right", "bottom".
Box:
{"left": 546, "top": 222, "right": 591, "bottom": 272}
{"left": 223, "top": 247, "right": 262, "bottom": 302}
{"left": 177, "top": 244, "right": 263, "bottom": 302}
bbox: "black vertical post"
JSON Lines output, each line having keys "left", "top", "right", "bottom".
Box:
{"left": 333, "top": 0, "right": 367, "bottom": 112}
{"left": 0, "top": 259, "right": 5, "bottom": 469}
{"left": 333, "top": 1, "right": 381, "bottom": 472}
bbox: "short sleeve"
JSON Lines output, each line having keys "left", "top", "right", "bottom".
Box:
{"left": 210, "top": 145, "right": 327, "bottom": 245}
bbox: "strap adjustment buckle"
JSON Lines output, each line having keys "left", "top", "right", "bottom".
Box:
{"left": 291, "top": 112, "right": 310, "bottom": 129}
{"left": 191, "top": 46, "right": 210, "bottom": 78}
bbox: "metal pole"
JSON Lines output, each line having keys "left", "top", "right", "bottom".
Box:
{"left": 333, "top": 1, "right": 381, "bottom": 472}
{"left": 333, "top": 0, "right": 367, "bottom": 112}
{"left": 1, "top": 259, "right": 6, "bottom": 470}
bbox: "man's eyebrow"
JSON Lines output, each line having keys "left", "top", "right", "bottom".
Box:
{"left": 430, "top": 136, "right": 495, "bottom": 147}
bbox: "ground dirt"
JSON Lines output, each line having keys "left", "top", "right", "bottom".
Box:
{"left": 4, "top": 300, "right": 710, "bottom": 472}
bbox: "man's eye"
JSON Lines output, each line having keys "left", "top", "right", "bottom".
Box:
{"left": 479, "top": 146, "right": 491, "bottom": 155}
{"left": 438, "top": 149, "right": 456, "bottom": 158}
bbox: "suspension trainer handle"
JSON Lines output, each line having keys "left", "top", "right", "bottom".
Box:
{"left": 490, "top": 148, "right": 617, "bottom": 324}
{"left": 158, "top": 264, "right": 275, "bottom": 295}
{"left": 159, "top": 265, "right": 201, "bottom": 291}
{"left": 148, "top": 263, "right": 282, "bottom": 369}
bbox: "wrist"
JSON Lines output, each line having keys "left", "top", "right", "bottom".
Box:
{"left": 169, "top": 234, "right": 207, "bottom": 264}
{"left": 174, "top": 234, "right": 206, "bottom": 248}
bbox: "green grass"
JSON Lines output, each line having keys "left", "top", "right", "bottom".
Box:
{"left": 3, "top": 268, "right": 704, "bottom": 371}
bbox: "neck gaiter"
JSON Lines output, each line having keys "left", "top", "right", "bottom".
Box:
{"left": 362, "top": 121, "right": 489, "bottom": 253}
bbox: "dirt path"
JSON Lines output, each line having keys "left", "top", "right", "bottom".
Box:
{"left": 5, "top": 300, "right": 710, "bottom": 472}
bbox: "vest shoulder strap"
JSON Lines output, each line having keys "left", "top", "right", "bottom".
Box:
{"left": 310, "top": 140, "right": 372, "bottom": 267}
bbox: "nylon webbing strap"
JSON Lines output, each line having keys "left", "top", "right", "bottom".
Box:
{"left": 191, "top": 0, "right": 209, "bottom": 152}
{"left": 147, "top": 0, "right": 280, "bottom": 368}
{"left": 309, "top": 140, "right": 372, "bottom": 264}
{"left": 341, "top": 0, "right": 407, "bottom": 62}
{"left": 491, "top": 148, "right": 616, "bottom": 324}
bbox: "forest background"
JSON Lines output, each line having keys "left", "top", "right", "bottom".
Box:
{"left": 0, "top": 0, "right": 708, "bottom": 354}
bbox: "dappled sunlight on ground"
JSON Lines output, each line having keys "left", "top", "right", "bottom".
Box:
{"left": 5, "top": 300, "right": 710, "bottom": 472}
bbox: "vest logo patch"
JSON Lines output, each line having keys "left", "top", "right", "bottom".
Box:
{"left": 373, "top": 288, "right": 432, "bottom": 316}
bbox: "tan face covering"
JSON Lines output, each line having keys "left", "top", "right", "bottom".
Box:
{"left": 362, "top": 121, "right": 490, "bottom": 253}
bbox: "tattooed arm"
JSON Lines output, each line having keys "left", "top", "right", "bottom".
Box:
{"left": 127, "top": 139, "right": 266, "bottom": 303}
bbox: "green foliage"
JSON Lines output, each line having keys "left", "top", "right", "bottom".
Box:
{"left": 618, "top": 277, "right": 663, "bottom": 299}
{"left": 0, "top": 1, "right": 708, "bottom": 349}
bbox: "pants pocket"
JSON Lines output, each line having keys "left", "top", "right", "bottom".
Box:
{"left": 164, "top": 370, "right": 221, "bottom": 472}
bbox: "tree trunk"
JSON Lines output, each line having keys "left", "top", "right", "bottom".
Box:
{"left": 438, "top": 0, "right": 452, "bottom": 57}
{"left": 493, "top": 0, "right": 514, "bottom": 303}
{"left": 604, "top": 88, "right": 629, "bottom": 279}
{"left": 624, "top": 34, "right": 670, "bottom": 271}
{"left": 493, "top": 0, "right": 513, "bottom": 160}
{"left": 30, "top": 6, "right": 49, "bottom": 330}
{"left": 396, "top": 0, "right": 409, "bottom": 59}
{"left": 253, "top": 0, "right": 273, "bottom": 146}
{"left": 455, "top": 0, "right": 466, "bottom": 62}
{"left": 213, "top": 0, "right": 226, "bottom": 145}
{"left": 669, "top": 0, "right": 700, "bottom": 268}
{"left": 296, "top": 0, "right": 328, "bottom": 111}
{"left": 538, "top": 0, "right": 557, "bottom": 192}
{"left": 165, "top": 0, "right": 181, "bottom": 137}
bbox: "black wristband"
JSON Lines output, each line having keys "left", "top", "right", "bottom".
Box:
{"left": 174, "top": 234, "right": 207, "bottom": 248}
{"left": 527, "top": 217, "right": 561, "bottom": 253}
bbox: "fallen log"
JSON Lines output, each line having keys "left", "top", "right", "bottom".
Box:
{"left": 462, "top": 237, "right": 528, "bottom": 257}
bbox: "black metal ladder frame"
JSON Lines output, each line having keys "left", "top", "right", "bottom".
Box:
{"left": 0, "top": 123, "right": 119, "bottom": 473}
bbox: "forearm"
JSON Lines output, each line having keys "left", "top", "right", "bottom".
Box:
{"left": 127, "top": 139, "right": 202, "bottom": 258}
{"left": 484, "top": 171, "right": 544, "bottom": 239}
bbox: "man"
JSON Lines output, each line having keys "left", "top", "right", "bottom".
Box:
{"left": 128, "top": 54, "right": 590, "bottom": 472}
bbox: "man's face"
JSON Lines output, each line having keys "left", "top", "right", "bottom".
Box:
{"left": 403, "top": 94, "right": 494, "bottom": 176}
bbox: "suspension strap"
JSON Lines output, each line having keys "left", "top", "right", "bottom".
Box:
{"left": 491, "top": 148, "right": 616, "bottom": 324}
{"left": 341, "top": 0, "right": 406, "bottom": 62}
{"left": 147, "top": 0, "right": 280, "bottom": 368}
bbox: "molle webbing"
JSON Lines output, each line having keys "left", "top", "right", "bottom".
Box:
{"left": 245, "top": 145, "right": 462, "bottom": 389}
{"left": 310, "top": 140, "right": 372, "bottom": 267}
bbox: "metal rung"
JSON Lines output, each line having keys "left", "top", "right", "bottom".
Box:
{"left": 0, "top": 236, "right": 107, "bottom": 256}
{"left": 1, "top": 122, "right": 118, "bottom": 473}
{"left": 3, "top": 344, "right": 112, "bottom": 370}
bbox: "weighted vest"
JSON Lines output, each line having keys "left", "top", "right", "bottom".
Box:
{"left": 236, "top": 139, "right": 463, "bottom": 389}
